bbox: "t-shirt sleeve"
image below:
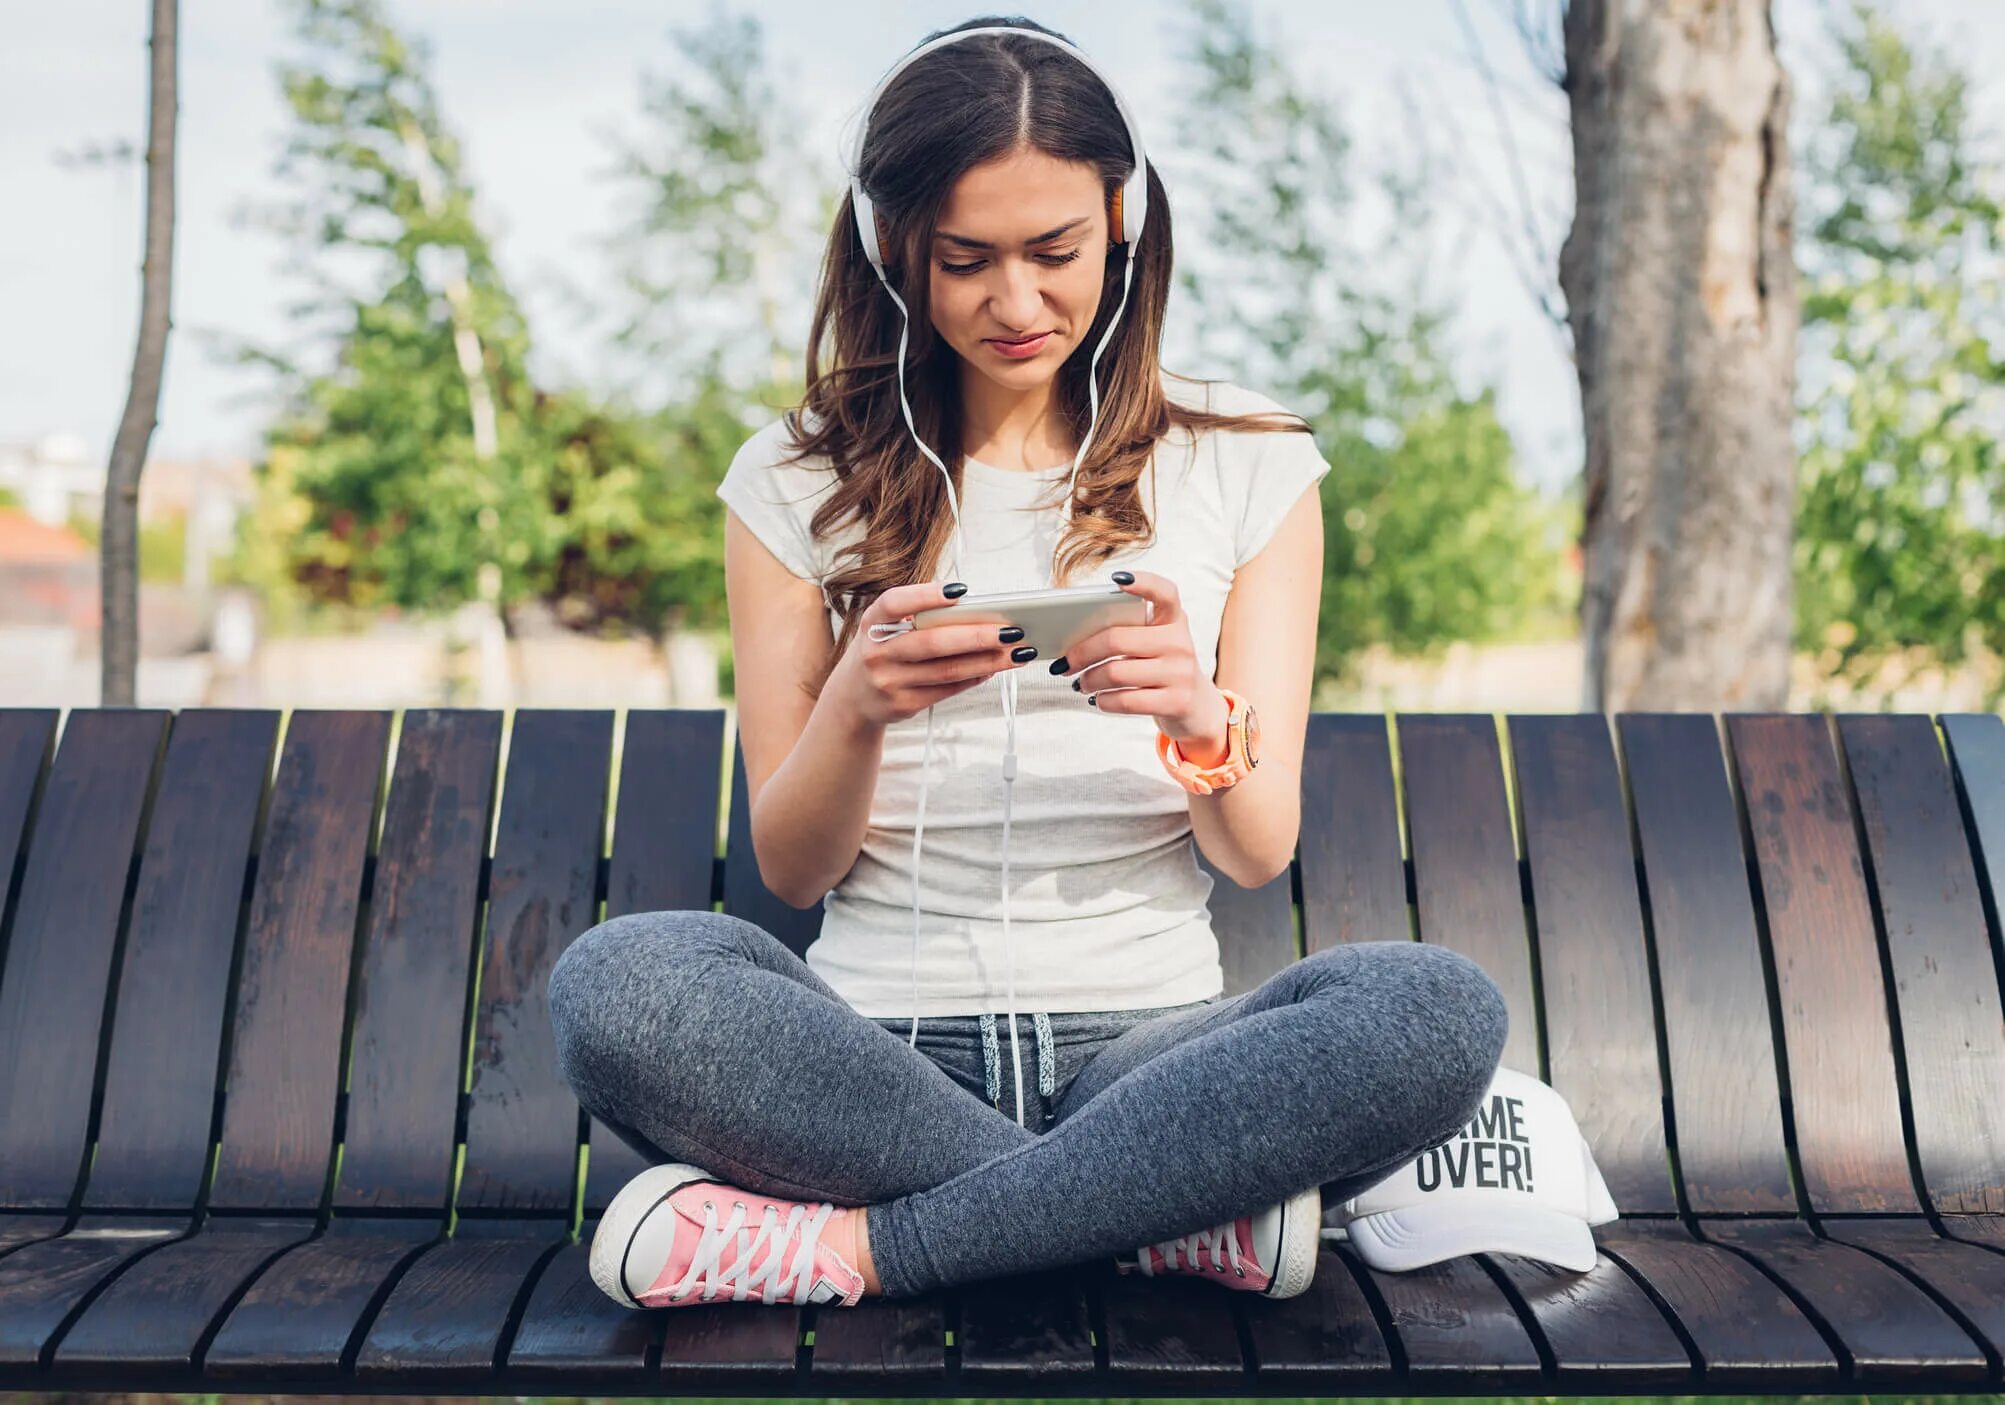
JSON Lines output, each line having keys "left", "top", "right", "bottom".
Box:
{"left": 1224, "top": 393, "right": 1332, "bottom": 569}
{"left": 714, "top": 419, "right": 832, "bottom": 582}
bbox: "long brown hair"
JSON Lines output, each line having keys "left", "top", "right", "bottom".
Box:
{"left": 773, "top": 14, "right": 1315, "bottom": 699}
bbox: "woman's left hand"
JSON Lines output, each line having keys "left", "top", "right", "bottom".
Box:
{"left": 1050, "top": 570, "right": 1228, "bottom": 746}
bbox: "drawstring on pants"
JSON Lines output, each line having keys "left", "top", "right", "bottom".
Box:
{"left": 979, "top": 1011, "right": 1056, "bottom": 1123}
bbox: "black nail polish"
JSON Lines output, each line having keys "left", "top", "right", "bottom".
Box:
{"left": 1071, "top": 678, "right": 1081, "bottom": 692}
{"left": 1047, "top": 656, "right": 1069, "bottom": 675}
{"left": 1112, "top": 570, "right": 1134, "bottom": 585}
{"left": 944, "top": 582, "right": 968, "bottom": 598}
{"left": 1011, "top": 645, "right": 1038, "bottom": 663}
{"left": 1087, "top": 694, "right": 1098, "bottom": 706}
{"left": 999, "top": 626, "right": 1025, "bottom": 643}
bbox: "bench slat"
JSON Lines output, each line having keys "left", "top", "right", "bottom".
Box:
{"left": 0, "top": 709, "right": 58, "bottom": 970}
{"left": 1485, "top": 1244, "right": 1692, "bottom": 1386}
{"left": 334, "top": 709, "right": 503, "bottom": 1212}
{"left": 497, "top": 1238, "right": 661, "bottom": 1387}
{"left": 952, "top": 1266, "right": 1098, "bottom": 1388}
{"left": 654, "top": 1286, "right": 806, "bottom": 1389}
{"left": 582, "top": 709, "right": 728, "bottom": 1214}
{"left": 1594, "top": 1218, "right": 1837, "bottom": 1386}
{"left": 1616, "top": 714, "right": 1795, "bottom": 1213}
{"left": 1240, "top": 1245, "right": 1395, "bottom": 1384}
{"left": 1837, "top": 714, "right": 2005, "bottom": 1216}
{"left": 212, "top": 710, "right": 392, "bottom": 1211}
{"left": 0, "top": 710, "right": 167, "bottom": 1209}
{"left": 1098, "top": 1266, "right": 1249, "bottom": 1387}
{"left": 1823, "top": 1217, "right": 2005, "bottom": 1362}
{"left": 350, "top": 1220, "right": 570, "bottom": 1388}
{"left": 1396, "top": 714, "right": 1540, "bottom": 1072}
{"left": 200, "top": 1217, "right": 442, "bottom": 1381}
{"left": 47, "top": 1217, "right": 313, "bottom": 1384}
{"left": 1726, "top": 714, "right": 1920, "bottom": 1214}
{"left": 1392, "top": 713, "right": 1675, "bottom": 1373}
{"left": 1703, "top": 1218, "right": 1991, "bottom": 1383}
{"left": 1943, "top": 712, "right": 2005, "bottom": 944}
{"left": 1343, "top": 1249, "right": 1544, "bottom": 1382}
{"left": 1508, "top": 713, "right": 1676, "bottom": 1214}
{"left": 805, "top": 1294, "right": 948, "bottom": 1387}
{"left": 0, "top": 1215, "right": 185, "bottom": 1370}
{"left": 1299, "top": 714, "right": 1407, "bottom": 950}
{"left": 88, "top": 710, "right": 279, "bottom": 1211}
{"left": 725, "top": 732, "right": 820, "bottom": 958}
{"left": 460, "top": 709, "right": 614, "bottom": 1214}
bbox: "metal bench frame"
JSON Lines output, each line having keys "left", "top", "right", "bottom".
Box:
{"left": 0, "top": 706, "right": 2000, "bottom": 1394}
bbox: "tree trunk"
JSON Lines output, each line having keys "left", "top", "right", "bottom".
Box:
{"left": 101, "top": 0, "right": 179, "bottom": 705}
{"left": 1560, "top": 0, "right": 1797, "bottom": 710}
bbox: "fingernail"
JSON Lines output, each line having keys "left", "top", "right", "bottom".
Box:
{"left": 1011, "top": 645, "right": 1038, "bottom": 663}
{"left": 1071, "top": 677, "right": 1081, "bottom": 692}
{"left": 999, "top": 626, "right": 1025, "bottom": 643}
{"left": 1047, "top": 656, "right": 1068, "bottom": 674}
{"left": 944, "top": 582, "right": 969, "bottom": 598}
{"left": 1087, "top": 694, "right": 1098, "bottom": 706}
{"left": 1112, "top": 570, "right": 1134, "bottom": 585}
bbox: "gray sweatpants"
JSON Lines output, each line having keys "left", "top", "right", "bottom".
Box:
{"left": 546, "top": 909, "right": 1508, "bottom": 1299}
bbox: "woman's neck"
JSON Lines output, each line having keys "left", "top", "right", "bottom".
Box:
{"left": 961, "top": 368, "right": 1076, "bottom": 471}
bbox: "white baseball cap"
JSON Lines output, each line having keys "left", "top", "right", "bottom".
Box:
{"left": 1326, "top": 1065, "right": 1619, "bottom": 1273}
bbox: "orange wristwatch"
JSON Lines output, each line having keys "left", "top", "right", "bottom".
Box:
{"left": 1156, "top": 688, "right": 1260, "bottom": 795}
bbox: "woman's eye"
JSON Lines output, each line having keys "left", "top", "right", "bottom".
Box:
{"left": 938, "top": 249, "right": 1084, "bottom": 276}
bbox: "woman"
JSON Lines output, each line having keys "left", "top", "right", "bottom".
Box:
{"left": 547, "top": 15, "right": 1508, "bottom": 1311}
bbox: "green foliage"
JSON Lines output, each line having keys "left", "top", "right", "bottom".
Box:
{"left": 218, "top": 0, "right": 549, "bottom": 621}
{"left": 1167, "top": 0, "right": 1571, "bottom": 688}
{"left": 1795, "top": 2, "right": 2005, "bottom": 705}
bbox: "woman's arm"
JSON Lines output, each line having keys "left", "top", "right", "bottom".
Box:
{"left": 1187, "top": 482, "right": 1325, "bottom": 887}
{"left": 724, "top": 507, "right": 884, "bottom": 908}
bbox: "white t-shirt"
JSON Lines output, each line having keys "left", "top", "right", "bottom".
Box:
{"left": 715, "top": 374, "right": 1332, "bottom": 1016}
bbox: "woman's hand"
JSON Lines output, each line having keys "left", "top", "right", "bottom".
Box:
{"left": 832, "top": 580, "right": 1038, "bottom": 729}
{"left": 1050, "top": 570, "right": 1229, "bottom": 750}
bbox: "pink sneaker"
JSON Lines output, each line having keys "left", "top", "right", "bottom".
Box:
{"left": 1113, "top": 1182, "right": 1321, "bottom": 1299}
{"left": 589, "top": 1163, "right": 867, "bottom": 1309}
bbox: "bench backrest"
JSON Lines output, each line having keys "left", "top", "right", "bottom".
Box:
{"left": 0, "top": 708, "right": 1999, "bottom": 1228}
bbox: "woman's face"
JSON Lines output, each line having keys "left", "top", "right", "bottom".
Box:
{"left": 927, "top": 147, "right": 1109, "bottom": 390}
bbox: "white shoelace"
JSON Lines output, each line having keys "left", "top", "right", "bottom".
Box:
{"left": 1137, "top": 1219, "right": 1248, "bottom": 1278}
{"left": 658, "top": 1195, "right": 837, "bottom": 1304}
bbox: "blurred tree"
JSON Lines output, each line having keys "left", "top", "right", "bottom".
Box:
{"left": 217, "top": 0, "right": 556, "bottom": 630}
{"left": 1795, "top": 2, "right": 2005, "bottom": 707}
{"left": 1560, "top": 0, "right": 1798, "bottom": 710}
{"left": 1167, "top": 0, "right": 1570, "bottom": 692}
{"left": 589, "top": 9, "right": 829, "bottom": 417}
{"left": 101, "top": 0, "right": 179, "bottom": 704}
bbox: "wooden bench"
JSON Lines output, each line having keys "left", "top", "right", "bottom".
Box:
{"left": 0, "top": 705, "right": 2000, "bottom": 1394}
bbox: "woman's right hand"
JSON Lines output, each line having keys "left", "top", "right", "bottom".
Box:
{"left": 834, "top": 581, "right": 1033, "bottom": 728}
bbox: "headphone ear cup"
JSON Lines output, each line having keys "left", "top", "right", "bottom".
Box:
{"left": 873, "top": 209, "right": 893, "bottom": 269}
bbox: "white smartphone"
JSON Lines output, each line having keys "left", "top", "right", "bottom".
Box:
{"left": 909, "top": 582, "right": 1152, "bottom": 661}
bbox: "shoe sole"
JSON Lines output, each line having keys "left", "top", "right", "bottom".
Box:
{"left": 1260, "top": 1183, "right": 1322, "bottom": 1300}
{"left": 589, "top": 1162, "right": 721, "bottom": 1309}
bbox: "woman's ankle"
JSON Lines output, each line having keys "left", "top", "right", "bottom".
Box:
{"left": 847, "top": 1206, "right": 883, "bottom": 1296}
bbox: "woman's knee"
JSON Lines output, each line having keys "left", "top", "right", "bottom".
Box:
{"left": 546, "top": 909, "right": 754, "bottom": 1053}
{"left": 1322, "top": 940, "right": 1511, "bottom": 1138}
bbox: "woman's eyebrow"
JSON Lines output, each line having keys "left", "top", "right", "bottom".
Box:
{"left": 933, "top": 216, "right": 1090, "bottom": 251}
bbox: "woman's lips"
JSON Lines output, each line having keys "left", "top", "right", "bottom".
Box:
{"left": 986, "top": 331, "right": 1052, "bottom": 358}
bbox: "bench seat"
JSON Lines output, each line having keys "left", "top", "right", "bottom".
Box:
{"left": 0, "top": 706, "right": 1999, "bottom": 1394}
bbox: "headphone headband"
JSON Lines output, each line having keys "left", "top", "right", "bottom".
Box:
{"left": 844, "top": 25, "right": 1150, "bottom": 279}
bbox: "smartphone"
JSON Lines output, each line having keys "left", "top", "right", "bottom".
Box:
{"left": 909, "top": 582, "right": 1152, "bottom": 661}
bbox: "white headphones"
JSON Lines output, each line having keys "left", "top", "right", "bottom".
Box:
{"left": 838, "top": 24, "right": 1154, "bottom": 1129}
{"left": 845, "top": 25, "right": 1152, "bottom": 277}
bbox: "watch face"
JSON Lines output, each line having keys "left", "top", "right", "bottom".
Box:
{"left": 1244, "top": 705, "right": 1260, "bottom": 768}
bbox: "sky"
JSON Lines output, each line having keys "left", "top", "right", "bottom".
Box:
{"left": 4, "top": 0, "right": 2001, "bottom": 497}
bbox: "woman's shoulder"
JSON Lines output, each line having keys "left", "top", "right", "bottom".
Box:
{"left": 1161, "top": 372, "right": 1301, "bottom": 425}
